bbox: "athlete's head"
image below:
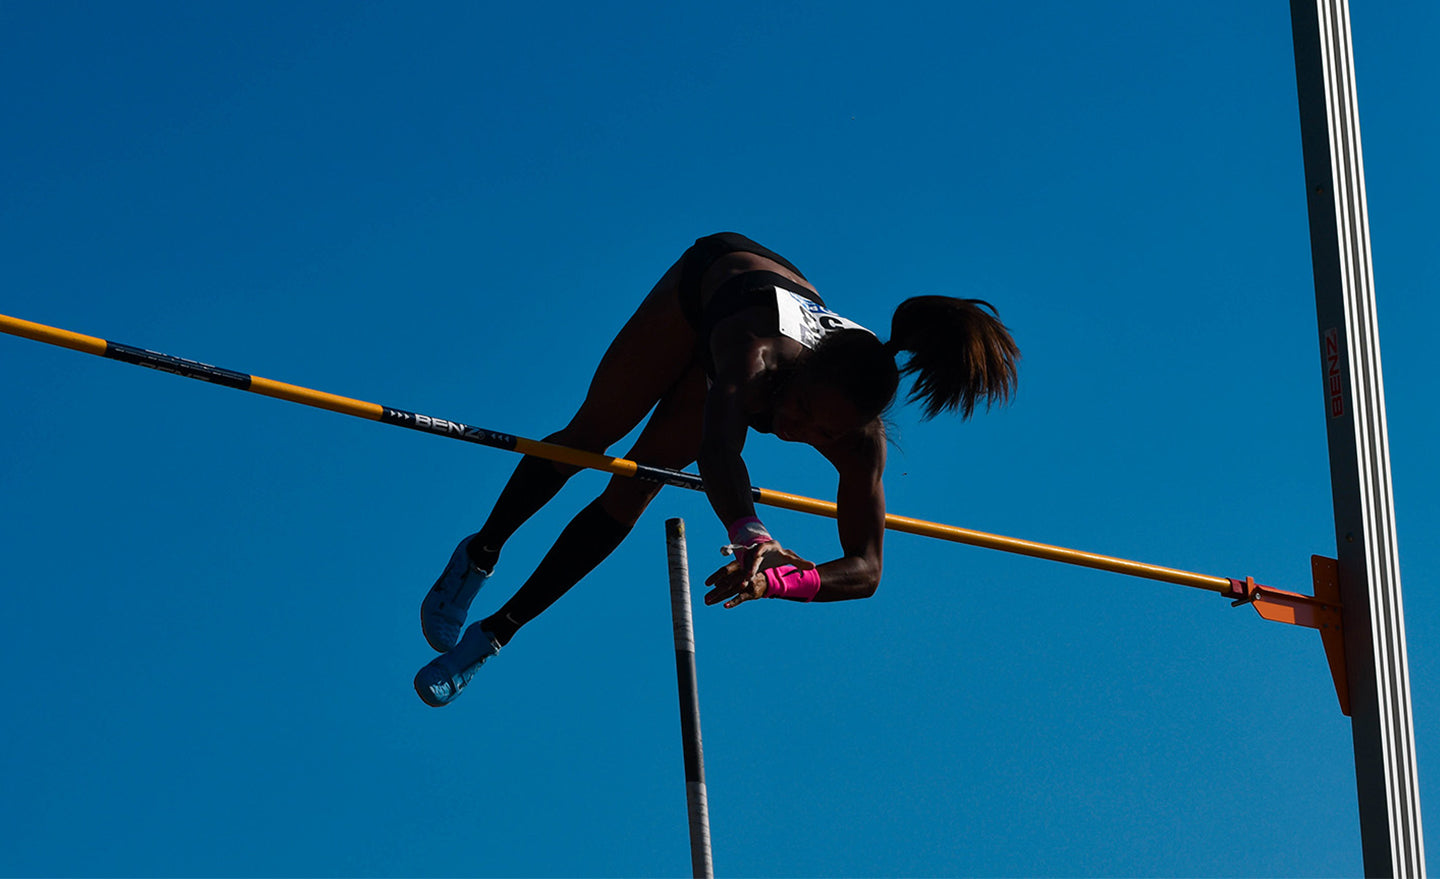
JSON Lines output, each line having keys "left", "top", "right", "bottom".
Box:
{"left": 780, "top": 297, "right": 1019, "bottom": 438}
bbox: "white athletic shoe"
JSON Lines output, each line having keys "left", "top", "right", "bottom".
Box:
{"left": 413, "top": 624, "right": 501, "bottom": 707}
{"left": 420, "top": 535, "right": 490, "bottom": 652}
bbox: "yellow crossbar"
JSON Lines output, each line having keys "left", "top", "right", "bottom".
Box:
{"left": 1, "top": 310, "right": 1234, "bottom": 596}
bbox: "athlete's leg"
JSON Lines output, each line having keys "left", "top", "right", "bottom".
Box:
{"left": 479, "top": 365, "right": 707, "bottom": 645}
{"left": 465, "top": 254, "right": 700, "bottom": 571}
{"left": 421, "top": 249, "right": 703, "bottom": 652}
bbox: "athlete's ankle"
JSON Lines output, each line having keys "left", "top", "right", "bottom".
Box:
{"left": 481, "top": 612, "right": 520, "bottom": 647}
{"left": 467, "top": 540, "right": 500, "bottom": 573}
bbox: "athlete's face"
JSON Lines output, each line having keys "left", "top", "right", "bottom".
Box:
{"left": 771, "top": 378, "right": 866, "bottom": 447}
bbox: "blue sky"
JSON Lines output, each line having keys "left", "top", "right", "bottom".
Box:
{"left": 2, "top": 2, "right": 1436, "bottom": 876}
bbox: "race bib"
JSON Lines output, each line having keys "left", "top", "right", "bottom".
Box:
{"left": 773, "top": 287, "right": 872, "bottom": 349}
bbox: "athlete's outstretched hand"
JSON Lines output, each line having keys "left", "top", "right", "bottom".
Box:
{"left": 703, "top": 543, "right": 816, "bottom": 609}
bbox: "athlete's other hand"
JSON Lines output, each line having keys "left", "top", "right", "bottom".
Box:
{"left": 704, "top": 543, "right": 815, "bottom": 609}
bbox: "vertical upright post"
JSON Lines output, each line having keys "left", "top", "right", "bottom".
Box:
{"left": 667, "top": 518, "right": 715, "bottom": 879}
{"left": 1290, "top": 2, "right": 1425, "bottom": 875}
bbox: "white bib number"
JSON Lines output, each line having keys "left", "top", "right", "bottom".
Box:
{"left": 773, "top": 287, "right": 872, "bottom": 349}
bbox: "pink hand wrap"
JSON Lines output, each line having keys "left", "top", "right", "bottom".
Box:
{"left": 763, "top": 565, "right": 822, "bottom": 602}
{"left": 727, "top": 516, "right": 772, "bottom": 549}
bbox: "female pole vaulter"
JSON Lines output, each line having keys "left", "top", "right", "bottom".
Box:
{"left": 415, "top": 232, "right": 1019, "bottom": 706}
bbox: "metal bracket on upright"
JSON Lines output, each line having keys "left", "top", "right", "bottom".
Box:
{"left": 1225, "top": 556, "right": 1348, "bottom": 715}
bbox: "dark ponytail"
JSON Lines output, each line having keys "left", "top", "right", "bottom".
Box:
{"left": 887, "top": 296, "right": 1019, "bottom": 420}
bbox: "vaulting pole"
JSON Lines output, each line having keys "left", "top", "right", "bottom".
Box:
{"left": 1290, "top": 2, "right": 1424, "bottom": 874}
{"left": 666, "top": 518, "right": 714, "bottom": 879}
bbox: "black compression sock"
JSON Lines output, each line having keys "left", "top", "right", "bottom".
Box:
{"left": 469, "top": 455, "right": 575, "bottom": 569}
{"left": 480, "top": 611, "right": 522, "bottom": 647}
{"left": 467, "top": 542, "right": 500, "bottom": 574}
{"left": 481, "top": 498, "right": 634, "bottom": 646}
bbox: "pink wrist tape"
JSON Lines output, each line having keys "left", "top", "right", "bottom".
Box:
{"left": 763, "top": 565, "right": 822, "bottom": 602}
{"left": 727, "top": 516, "right": 772, "bottom": 548}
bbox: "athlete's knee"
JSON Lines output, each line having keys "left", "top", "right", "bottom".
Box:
{"left": 537, "top": 426, "right": 611, "bottom": 477}
{"left": 597, "top": 478, "right": 661, "bottom": 527}
{"left": 546, "top": 419, "right": 624, "bottom": 457}
{"left": 546, "top": 425, "right": 598, "bottom": 451}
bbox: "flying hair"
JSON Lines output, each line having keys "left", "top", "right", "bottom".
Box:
{"left": 886, "top": 296, "right": 1020, "bottom": 420}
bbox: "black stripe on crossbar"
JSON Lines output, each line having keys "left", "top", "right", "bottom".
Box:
{"left": 105, "top": 342, "right": 252, "bottom": 390}
{"left": 380, "top": 407, "right": 521, "bottom": 451}
{"left": 634, "top": 463, "right": 706, "bottom": 491}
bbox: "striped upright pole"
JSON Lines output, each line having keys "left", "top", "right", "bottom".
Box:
{"left": 1291, "top": 0, "right": 1424, "bottom": 871}
{"left": 666, "top": 518, "right": 714, "bottom": 879}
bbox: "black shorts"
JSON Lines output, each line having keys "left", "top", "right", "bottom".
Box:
{"left": 676, "top": 233, "right": 825, "bottom": 375}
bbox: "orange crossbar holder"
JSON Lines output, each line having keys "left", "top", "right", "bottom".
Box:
{"left": 1226, "top": 556, "right": 1349, "bottom": 715}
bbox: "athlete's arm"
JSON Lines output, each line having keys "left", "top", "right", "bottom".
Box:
{"left": 808, "top": 420, "right": 886, "bottom": 600}
{"left": 696, "top": 332, "right": 765, "bottom": 528}
{"left": 703, "top": 421, "right": 885, "bottom": 606}
{"left": 698, "top": 318, "right": 819, "bottom": 604}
